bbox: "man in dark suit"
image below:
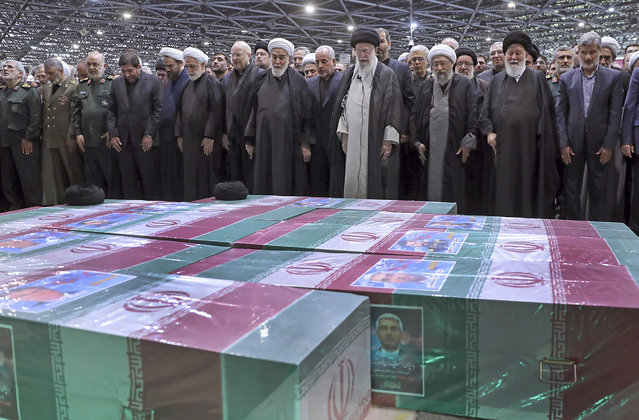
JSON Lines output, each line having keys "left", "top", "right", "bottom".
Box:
{"left": 557, "top": 32, "right": 624, "bottom": 221}
{"left": 376, "top": 28, "right": 417, "bottom": 200}
{"left": 307, "top": 45, "right": 343, "bottom": 197}
{"left": 107, "top": 50, "right": 163, "bottom": 200}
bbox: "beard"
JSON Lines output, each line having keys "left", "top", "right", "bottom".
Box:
{"left": 436, "top": 68, "right": 454, "bottom": 85}
{"left": 188, "top": 68, "right": 204, "bottom": 81}
{"left": 271, "top": 66, "right": 286, "bottom": 78}
{"left": 505, "top": 60, "right": 526, "bottom": 78}
{"left": 457, "top": 69, "right": 474, "bottom": 80}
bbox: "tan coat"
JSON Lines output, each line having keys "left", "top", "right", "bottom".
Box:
{"left": 39, "top": 76, "right": 78, "bottom": 148}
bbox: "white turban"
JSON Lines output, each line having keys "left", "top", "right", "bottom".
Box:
{"left": 183, "top": 47, "right": 209, "bottom": 64}
{"left": 601, "top": 36, "right": 620, "bottom": 57}
{"left": 268, "top": 38, "right": 294, "bottom": 58}
{"left": 428, "top": 44, "right": 456, "bottom": 65}
{"left": 159, "top": 47, "right": 183, "bottom": 62}
{"left": 630, "top": 50, "right": 639, "bottom": 70}
{"left": 302, "top": 53, "right": 316, "bottom": 69}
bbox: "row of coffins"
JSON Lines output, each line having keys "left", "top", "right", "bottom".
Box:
{"left": 0, "top": 197, "right": 638, "bottom": 419}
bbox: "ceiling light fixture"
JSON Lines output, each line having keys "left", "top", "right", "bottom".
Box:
{"left": 123, "top": 12, "right": 132, "bottom": 19}
{"left": 347, "top": 25, "right": 354, "bottom": 31}
{"left": 305, "top": 5, "right": 315, "bottom": 13}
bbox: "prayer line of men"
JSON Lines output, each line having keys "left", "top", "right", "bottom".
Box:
{"left": 2, "top": 28, "right": 639, "bottom": 232}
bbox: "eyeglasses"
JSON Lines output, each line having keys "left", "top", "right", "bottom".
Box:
{"left": 456, "top": 61, "right": 474, "bottom": 68}
{"left": 355, "top": 47, "right": 373, "bottom": 55}
{"left": 410, "top": 56, "right": 426, "bottom": 63}
{"left": 490, "top": 50, "right": 504, "bottom": 56}
{"left": 431, "top": 60, "right": 451, "bottom": 69}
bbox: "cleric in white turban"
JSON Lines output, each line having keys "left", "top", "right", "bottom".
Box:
{"left": 159, "top": 47, "right": 183, "bottom": 62}
{"left": 268, "top": 38, "right": 294, "bottom": 59}
{"left": 183, "top": 47, "right": 209, "bottom": 64}
{"left": 428, "top": 44, "right": 457, "bottom": 66}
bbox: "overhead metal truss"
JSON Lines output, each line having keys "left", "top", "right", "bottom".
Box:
{"left": 1, "top": 0, "right": 638, "bottom": 70}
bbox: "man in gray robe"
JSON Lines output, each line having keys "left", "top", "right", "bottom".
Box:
{"left": 411, "top": 44, "right": 477, "bottom": 212}
{"left": 245, "top": 38, "right": 313, "bottom": 195}
{"left": 330, "top": 27, "right": 402, "bottom": 199}
{"left": 175, "top": 47, "right": 224, "bottom": 201}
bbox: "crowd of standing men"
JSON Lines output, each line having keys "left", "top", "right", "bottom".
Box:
{"left": 2, "top": 27, "right": 639, "bottom": 233}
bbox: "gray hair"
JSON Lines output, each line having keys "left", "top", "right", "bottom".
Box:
{"left": 232, "top": 40, "right": 251, "bottom": 55}
{"left": 410, "top": 45, "right": 429, "bottom": 55}
{"left": 376, "top": 313, "right": 403, "bottom": 332}
{"left": 43, "top": 57, "right": 64, "bottom": 71}
{"left": 87, "top": 51, "right": 105, "bottom": 63}
{"left": 376, "top": 27, "right": 390, "bottom": 43}
{"left": 294, "top": 46, "right": 310, "bottom": 55}
{"left": 33, "top": 63, "right": 44, "bottom": 73}
{"left": 442, "top": 37, "right": 459, "bottom": 50}
{"left": 490, "top": 41, "right": 503, "bottom": 52}
{"left": 578, "top": 32, "right": 602, "bottom": 49}
{"left": 4, "top": 60, "right": 26, "bottom": 78}
{"left": 554, "top": 45, "right": 573, "bottom": 61}
{"left": 315, "top": 45, "right": 335, "bottom": 59}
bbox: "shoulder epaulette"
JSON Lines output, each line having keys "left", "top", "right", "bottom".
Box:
{"left": 21, "top": 83, "right": 32, "bottom": 89}
{"left": 106, "top": 75, "right": 115, "bottom": 80}
{"left": 79, "top": 77, "right": 89, "bottom": 83}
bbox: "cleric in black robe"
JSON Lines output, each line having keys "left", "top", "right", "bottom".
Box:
{"left": 411, "top": 44, "right": 477, "bottom": 214}
{"left": 158, "top": 47, "right": 189, "bottom": 201}
{"left": 175, "top": 48, "right": 225, "bottom": 201}
{"left": 222, "top": 41, "right": 264, "bottom": 192}
{"left": 329, "top": 27, "right": 402, "bottom": 199}
{"left": 479, "top": 31, "right": 560, "bottom": 218}
{"left": 245, "top": 38, "right": 313, "bottom": 196}
{"left": 307, "top": 45, "right": 343, "bottom": 197}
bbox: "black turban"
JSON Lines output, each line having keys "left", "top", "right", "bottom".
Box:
{"left": 255, "top": 40, "right": 269, "bottom": 55}
{"left": 350, "top": 27, "right": 380, "bottom": 48}
{"left": 502, "top": 31, "right": 532, "bottom": 56}
{"left": 456, "top": 46, "right": 477, "bottom": 66}
{"left": 155, "top": 59, "right": 165, "bottom": 71}
{"left": 214, "top": 181, "right": 248, "bottom": 201}
{"left": 65, "top": 184, "right": 105, "bottom": 206}
{"left": 529, "top": 44, "right": 540, "bottom": 62}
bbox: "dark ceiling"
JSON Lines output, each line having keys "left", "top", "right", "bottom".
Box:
{"left": 1, "top": 0, "right": 638, "bottom": 70}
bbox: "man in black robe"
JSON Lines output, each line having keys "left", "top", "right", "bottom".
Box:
{"left": 455, "top": 46, "right": 491, "bottom": 215}
{"left": 175, "top": 47, "right": 224, "bottom": 201}
{"left": 222, "top": 40, "right": 264, "bottom": 191}
{"left": 411, "top": 44, "right": 477, "bottom": 213}
{"left": 245, "top": 38, "right": 313, "bottom": 196}
{"left": 480, "top": 31, "right": 560, "bottom": 218}
{"left": 158, "top": 47, "right": 189, "bottom": 201}
{"left": 307, "top": 45, "right": 343, "bottom": 197}
{"left": 376, "top": 27, "right": 417, "bottom": 200}
{"left": 330, "top": 27, "right": 402, "bottom": 199}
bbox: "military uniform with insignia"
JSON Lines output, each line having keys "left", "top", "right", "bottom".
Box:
{"left": 0, "top": 82, "right": 42, "bottom": 209}
{"left": 548, "top": 74, "right": 560, "bottom": 101}
{"left": 71, "top": 75, "right": 120, "bottom": 197}
{"left": 39, "top": 75, "right": 85, "bottom": 205}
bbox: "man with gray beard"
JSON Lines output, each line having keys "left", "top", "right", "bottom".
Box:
{"left": 548, "top": 46, "right": 573, "bottom": 100}
{"left": 245, "top": 38, "right": 313, "bottom": 195}
{"left": 410, "top": 44, "right": 476, "bottom": 211}
{"left": 175, "top": 47, "right": 224, "bottom": 201}
{"left": 455, "top": 46, "right": 491, "bottom": 215}
{"left": 480, "top": 31, "right": 559, "bottom": 218}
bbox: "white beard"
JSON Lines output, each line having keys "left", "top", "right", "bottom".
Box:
{"left": 505, "top": 60, "right": 526, "bottom": 78}
{"left": 188, "top": 69, "right": 203, "bottom": 81}
{"left": 436, "top": 69, "right": 454, "bottom": 85}
{"left": 271, "top": 66, "right": 286, "bottom": 78}
{"left": 354, "top": 55, "right": 378, "bottom": 79}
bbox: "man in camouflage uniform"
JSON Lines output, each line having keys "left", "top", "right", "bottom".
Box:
{"left": 0, "top": 60, "right": 42, "bottom": 209}
{"left": 71, "top": 51, "right": 120, "bottom": 197}
{"left": 40, "top": 57, "right": 85, "bottom": 205}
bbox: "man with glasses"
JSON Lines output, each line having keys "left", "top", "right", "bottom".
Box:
{"left": 409, "top": 45, "right": 429, "bottom": 87}
{"left": 330, "top": 27, "right": 402, "bottom": 199}
{"left": 477, "top": 41, "right": 505, "bottom": 84}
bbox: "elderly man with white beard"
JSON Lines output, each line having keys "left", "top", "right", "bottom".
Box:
{"left": 175, "top": 47, "right": 225, "bottom": 201}
{"left": 244, "top": 37, "right": 313, "bottom": 195}
{"left": 479, "top": 31, "right": 560, "bottom": 218}
{"left": 410, "top": 44, "right": 477, "bottom": 212}
{"left": 330, "top": 27, "right": 402, "bottom": 199}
